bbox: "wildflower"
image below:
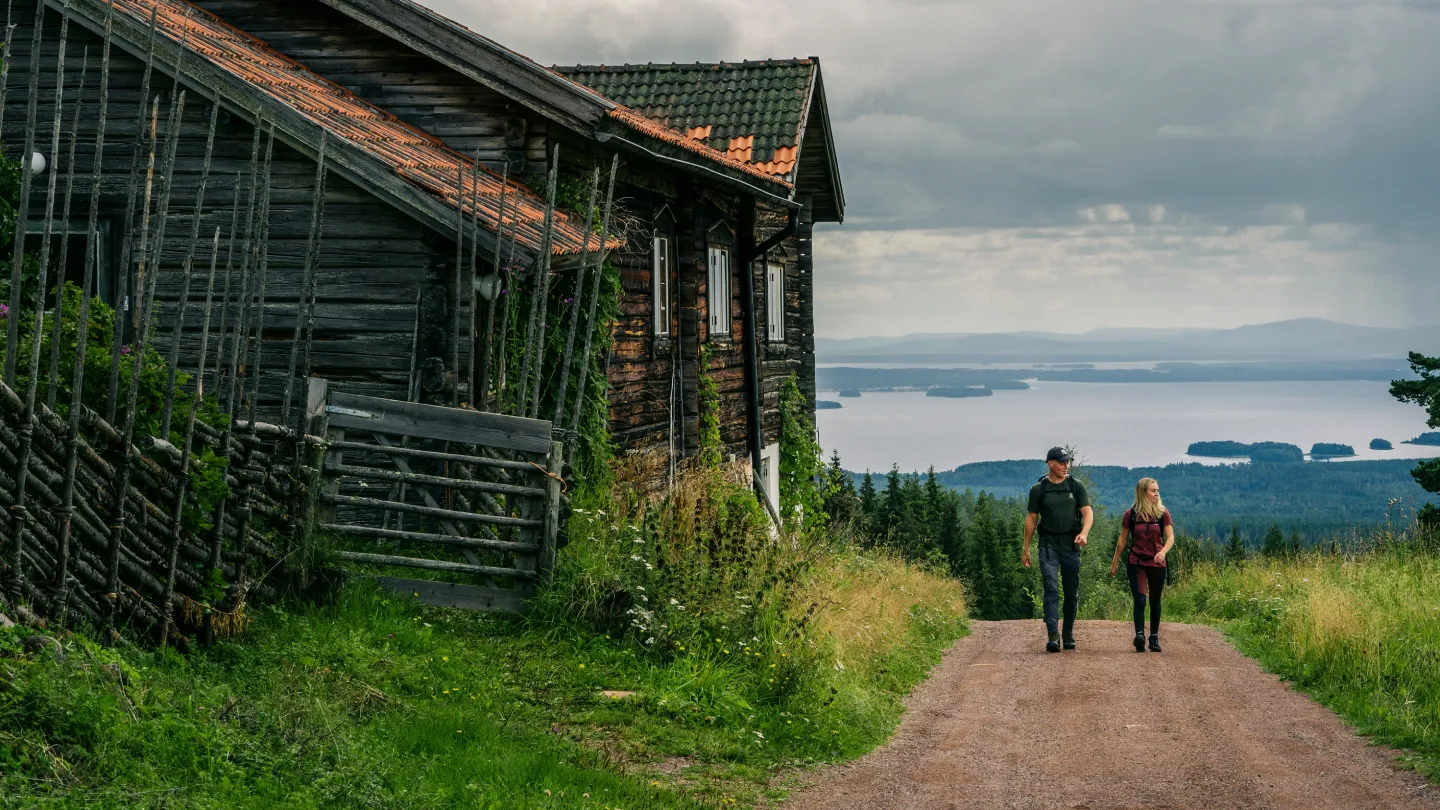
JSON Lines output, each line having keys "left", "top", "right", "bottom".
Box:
{"left": 442, "top": 656, "right": 449, "bottom": 661}
{"left": 0, "top": 304, "right": 7, "bottom": 318}
{"left": 669, "top": 598, "right": 679, "bottom": 605}
{"left": 578, "top": 663, "right": 585, "bottom": 669}
{"left": 120, "top": 345, "right": 132, "bottom": 355}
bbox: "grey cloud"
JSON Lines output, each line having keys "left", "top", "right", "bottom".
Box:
{"left": 420, "top": 0, "right": 1440, "bottom": 331}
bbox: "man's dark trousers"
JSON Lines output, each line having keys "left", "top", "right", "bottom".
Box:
{"left": 1039, "top": 541, "right": 1081, "bottom": 637}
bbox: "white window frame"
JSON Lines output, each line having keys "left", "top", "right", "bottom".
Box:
{"left": 707, "top": 246, "right": 731, "bottom": 336}
{"left": 652, "top": 234, "right": 671, "bottom": 336}
{"left": 766, "top": 260, "right": 785, "bottom": 343}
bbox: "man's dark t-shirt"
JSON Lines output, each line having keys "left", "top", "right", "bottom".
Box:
{"left": 1028, "top": 476, "right": 1090, "bottom": 546}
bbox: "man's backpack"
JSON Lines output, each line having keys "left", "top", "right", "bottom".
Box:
{"left": 1035, "top": 475, "right": 1082, "bottom": 536}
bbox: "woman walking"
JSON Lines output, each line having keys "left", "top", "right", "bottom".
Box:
{"left": 1109, "top": 477, "right": 1174, "bottom": 652}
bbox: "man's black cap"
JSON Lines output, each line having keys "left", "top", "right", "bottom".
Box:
{"left": 1046, "top": 447, "right": 1072, "bottom": 463}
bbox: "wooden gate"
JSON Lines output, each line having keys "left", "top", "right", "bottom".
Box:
{"left": 305, "top": 379, "right": 563, "bottom": 613}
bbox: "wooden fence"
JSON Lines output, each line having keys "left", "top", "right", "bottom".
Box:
{"left": 306, "top": 378, "right": 564, "bottom": 613}
{"left": 0, "top": 378, "right": 292, "bottom": 643}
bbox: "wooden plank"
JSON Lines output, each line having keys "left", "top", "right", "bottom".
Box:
{"left": 331, "top": 550, "right": 536, "bottom": 579}
{"left": 321, "top": 493, "right": 541, "bottom": 527}
{"left": 538, "top": 440, "right": 563, "bottom": 576}
{"left": 326, "top": 438, "right": 537, "bottom": 470}
{"left": 320, "top": 523, "right": 537, "bottom": 553}
{"left": 365, "top": 575, "right": 532, "bottom": 613}
{"left": 328, "top": 461, "right": 543, "bottom": 498}
{"left": 327, "top": 390, "right": 552, "bottom": 452}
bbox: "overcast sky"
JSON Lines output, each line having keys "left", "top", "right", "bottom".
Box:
{"left": 426, "top": 0, "right": 1440, "bottom": 337}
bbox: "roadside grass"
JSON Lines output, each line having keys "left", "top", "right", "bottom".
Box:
{"left": 1165, "top": 542, "right": 1440, "bottom": 782}
{"left": 0, "top": 545, "right": 966, "bottom": 809}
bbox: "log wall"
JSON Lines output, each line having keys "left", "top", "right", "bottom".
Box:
{"left": 2, "top": 2, "right": 470, "bottom": 418}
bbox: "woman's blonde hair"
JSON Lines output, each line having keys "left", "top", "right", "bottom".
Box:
{"left": 1132, "top": 477, "right": 1165, "bottom": 523}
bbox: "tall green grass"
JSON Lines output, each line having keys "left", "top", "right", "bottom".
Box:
{"left": 0, "top": 461, "right": 969, "bottom": 808}
{"left": 1165, "top": 529, "right": 1440, "bottom": 781}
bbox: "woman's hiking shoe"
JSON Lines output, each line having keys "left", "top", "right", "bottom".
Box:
{"left": 1134, "top": 632, "right": 1146, "bottom": 652}
{"left": 1062, "top": 637, "right": 1076, "bottom": 651}
{"left": 1046, "top": 632, "right": 1061, "bottom": 653}
{"left": 1148, "top": 634, "right": 1162, "bottom": 653}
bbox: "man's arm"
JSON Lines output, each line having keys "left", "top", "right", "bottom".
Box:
{"left": 1023, "top": 512, "right": 1038, "bottom": 567}
{"left": 1076, "top": 505, "right": 1094, "bottom": 546}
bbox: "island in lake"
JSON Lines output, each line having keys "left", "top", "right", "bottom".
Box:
{"left": 838, "top": 388, "right": 862, "bottom": 398}
{"left": 816, "top": 400, "right": 842, "bottom": 410}
{"left": 1187, "top": 441, "right": 1305, "bottom": 463}
{"left": 1370, "top": 438, "right": 1393, "bottom": 450}
{"left": 1310, "top": 443, "right": 1356, "bottom": 458}
{"left": 926, "top": 387, "right": 993, "bottom": 399}
{"left": 1406, "top": 432, "right": 1440, "bottom": 446}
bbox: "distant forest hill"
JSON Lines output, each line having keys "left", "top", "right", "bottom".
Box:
{"left": 818, "top": 319, "right": 1440, "bottom": 364}
{"left": 906, "top": 458, "right": 1434, "bottom": 542}
{"left": 818, "top": 359, "right": 1412, "bottom": 392}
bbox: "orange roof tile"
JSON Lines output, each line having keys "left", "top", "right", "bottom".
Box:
{"left": 606, "top": 107, "right": 792, "bottom": 189}
{"left": 686, "top": 124, "right": 712, "bottom": 140}
{"left": 110, "top": 0, "right": 617, "bottom": 256}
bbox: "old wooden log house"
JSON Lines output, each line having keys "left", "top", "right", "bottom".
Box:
{"left": 2, "top": 0, "right": 845, "bottom": 507}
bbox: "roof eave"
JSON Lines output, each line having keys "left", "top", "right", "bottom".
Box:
{"left": 808, "top": 62, "right": 845, "bottom": 223}
{"left": 595, "top": 118, "right": 798, "bottom": 207}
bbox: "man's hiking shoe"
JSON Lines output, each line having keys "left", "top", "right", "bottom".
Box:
{"left": 1134, "top": 633, "right": 1146, "bottom": 653}
{"left": 1148, "top": 635, "right": 1162, "bottom": 653}
{"left": 1062, "top": 637, "right": 1076, "bottom": 651}
{"left": 1046, "top": 632, "right": 1061, "bottom": 653}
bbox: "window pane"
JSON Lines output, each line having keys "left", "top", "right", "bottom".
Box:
{"left": 767, "top": 262, "right": 784, "bottom": 342}
{"left": 709, "top": 247, "right": 731, "bottom": 336}
{"left": 654, "top": 236, "right": 670, "bottom": 335}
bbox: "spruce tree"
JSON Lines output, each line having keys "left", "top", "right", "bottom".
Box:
{"left": 1286, "top": 529, "right": 1303, "bottom": 556}
{"left": 859, "top": 472, "right": 877, "bottom": 530}
{"left": 1261, "top": 524, "right": 1286, "bottom": 558}
{"left": 1226, "top": 524, "right": 1246, "bottom": 565}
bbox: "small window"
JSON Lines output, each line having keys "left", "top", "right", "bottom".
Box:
{"left": 652, "top": 235, "right": 671, "bottom": 336}
{"left": 766, "top": 261, "right": 785, "bottom": 343}
{"left": 707, "top": 246, "right": 731, "bottom": 336}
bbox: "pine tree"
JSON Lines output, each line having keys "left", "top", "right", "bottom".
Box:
{"left": 1286, "top": 529, "right": 1303, "bottom": 556}
{"left": 1226, "top": 524, "right": 1246, "bottom": 565}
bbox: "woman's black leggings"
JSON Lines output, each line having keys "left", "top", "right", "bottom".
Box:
{"left": 1127, "top": 563, "right": 1166, "bottom": 635}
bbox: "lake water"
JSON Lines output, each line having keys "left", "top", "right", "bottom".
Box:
{"left": 815, "top": 380, "right": 1440, "bottom": 472}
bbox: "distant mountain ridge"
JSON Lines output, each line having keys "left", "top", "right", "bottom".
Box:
{"left": 818, "top": 319, "right": 1440, "bottom": 363}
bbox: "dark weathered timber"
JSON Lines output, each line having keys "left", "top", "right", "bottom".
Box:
{"left": 517, "top": 143, "right": 557, "bottom": 414}
{"left": 325, "top": 462, "right": 544, "bottom": 499}
{"left": 326, "top": 391, "right": 552, "bottom": 453}
{"left": 44, "top": 45, "right": 87, "bottom": 410}
{"left": 323, "top": 438, "right": 535, "bottom": 472}
{"left": 320, "top": 524, "right": 537, "bottom": 553}
{"left": 551, "top": 167, "right": 598, "bottom": 428}
{"left": 364, "top": 575, "right": 530, "bottom": 612}
{"left": 523, "top": 144, "right": 561, "bottom": 419}
{"left": 329, "top": 550, "right": 538, "bottom": 579}
{"left": 566, "top": 155, "right": 618, "bottom": 448}
{"left": 105, "top": 3, "right": 158, "bottom": 425}
{"left": 321, "top": 492, "right": 541, "bottom": 528}
{"left": 3, "top": 0, "right": 45, "bottom": 388}
{"left": 282, "top": 131, "right": 326, "bottom": 426}
{"left": 158, "top": 86, "right": 219, "bottom": 438}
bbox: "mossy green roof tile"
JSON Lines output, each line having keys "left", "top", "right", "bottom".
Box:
{"left": 553, "top": 60, "right": 818, "bottom": 177}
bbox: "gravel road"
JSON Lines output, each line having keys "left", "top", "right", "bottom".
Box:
{"left": 784, "top": 620, "right": 1439, "bottom": 810}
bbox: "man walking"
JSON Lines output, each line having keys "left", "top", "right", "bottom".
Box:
{"left": 1022, "top": 447, "right": 1093, "bottom": 653}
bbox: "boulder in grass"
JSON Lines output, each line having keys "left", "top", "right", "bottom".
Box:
{"left": 22, "top": 636, "right": 64, "bottom": 662}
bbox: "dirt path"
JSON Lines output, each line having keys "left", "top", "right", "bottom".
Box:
{"left": 784, "top": 621, "right": 1439, "bottom": 810}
